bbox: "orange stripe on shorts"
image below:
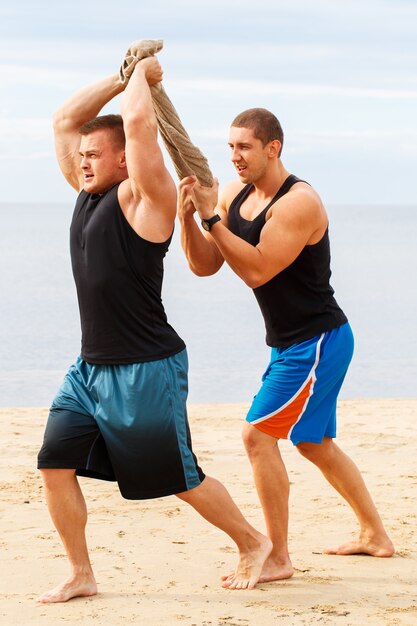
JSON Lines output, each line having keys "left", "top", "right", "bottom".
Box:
{"left": 254, "top": 376, "right": 313, "bottom": 439}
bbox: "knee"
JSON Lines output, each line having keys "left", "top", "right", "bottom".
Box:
{"left": 242, "top": 423, "right": 257, "bottom": 455}
{"left": 175, "top": 477, "right": 209, "bottom": 504}
{"left": 40, "top": 468, "right": 76, "bottom": 490}
{"left": 242, "top": 423, "right": 271, "bottom": 460}
{"left": 175, "top": 486, "right": 195, "bottom": 503}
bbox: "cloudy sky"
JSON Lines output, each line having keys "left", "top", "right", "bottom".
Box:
{"left": 1, "top": 0, "right": 416, "bottom": 206}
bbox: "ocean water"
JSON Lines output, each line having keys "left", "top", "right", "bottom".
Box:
{"left": 0, "top": 202, "right": 416, "bottom": 406}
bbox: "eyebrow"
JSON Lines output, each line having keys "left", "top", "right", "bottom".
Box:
{"left": 228, "top": 141, "right": 252, "bottom": 147}
{"left": 79, "top": 149, "right": 101, "bottom": 156}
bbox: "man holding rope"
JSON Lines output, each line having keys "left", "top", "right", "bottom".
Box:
{"left": 178, "top": 107, "right": 395, "bottom": 586}
{"left": 37, "top": 50, "right": 271, "bottom": 603}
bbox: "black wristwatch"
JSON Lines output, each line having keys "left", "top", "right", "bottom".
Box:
{"left": 201, "top": 214, "right": 221, "bottom": 231}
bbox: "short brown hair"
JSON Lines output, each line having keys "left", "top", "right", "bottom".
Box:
{"left": 79, "top": 114, "right": 125, "bottom": 150}
{"left": 231, "top": 108, "right": 284, "bottom": 156}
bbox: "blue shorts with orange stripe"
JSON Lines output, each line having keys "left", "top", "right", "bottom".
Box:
{"left": 246, "top": 323, "right": 354, "bottom": 445}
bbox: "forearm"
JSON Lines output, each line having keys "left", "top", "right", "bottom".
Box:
{"left": 206, "top": 221, "right": 265, "bottom": 287}
{"left": 191, "top": 186, "right": 265, "bottom": 287}
{"left": 179, "top": 213, "right": 224, "bottom": 276}
{"left": 121, "top": 63, "right": 156, "bottom": 133}
{"left": 53, "top": 73, "right": 124, "bottom": 132}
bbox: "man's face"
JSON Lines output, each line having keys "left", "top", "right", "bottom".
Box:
{"left": 79, "top": 129, "right": 124, "bottom": 194}
{"left": 228, "top": 126, "right": 269, "bottom": 184}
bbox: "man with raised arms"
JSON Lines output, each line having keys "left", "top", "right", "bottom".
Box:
{"left": 37, "top": 62, "right": 272, "bottom": 602}
{"left": 178, "top": 107, "right": 394, "bottom": 586}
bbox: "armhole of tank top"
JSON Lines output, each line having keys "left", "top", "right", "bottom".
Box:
{"left": 266, "top": 175, "right": 310, "bottom": 209}
{"left": 73, "top": 190, "right": 90, "bottom": 221}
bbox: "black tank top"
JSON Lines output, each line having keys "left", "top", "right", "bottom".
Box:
{"left": 70, "top": 184, "right": 185, "bottom": 364}
{"left": 228, "top": 175, "right": 347, "bottom": 347}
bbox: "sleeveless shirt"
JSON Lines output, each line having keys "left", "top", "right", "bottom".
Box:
{"left": 228, "top": 174, "right": 348, "bottom": 347}
{"left": 70, "top": 184, "right": 185, "bottom": 364}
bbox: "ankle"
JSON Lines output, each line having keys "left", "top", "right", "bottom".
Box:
{"left": 359, "top": 524, "right": 390, "bottom": 543}
{"left": 69, "top": 565, "right": 95, "bottom": 579}
{"left": 268, "top": 549, "right": 291, "bottom": 566}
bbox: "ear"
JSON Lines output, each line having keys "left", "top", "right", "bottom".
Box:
{"left": 268, "top": 140, "right": 281, "bottom": 159}
{"left": 119, "top": 150, "right": 127, "bottom": 169}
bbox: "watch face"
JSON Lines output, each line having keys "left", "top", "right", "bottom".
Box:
{"left": 201, "top": 215, "right": 220, "bottom": 231}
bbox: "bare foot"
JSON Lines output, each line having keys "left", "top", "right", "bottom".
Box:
{"left": 257, "top": 554, "right": 294, "bottom": 583}
{"left": 323, "top": 534, "right": 395, "bottom": 558}
{"left": 37, "top": 574, "right": 97, "bottom": 603}
{"left": 222, "top": 553, "right": 294, "bottom": 585}
{"left": 221, "top": 535, "right": 272, "bottom": 590}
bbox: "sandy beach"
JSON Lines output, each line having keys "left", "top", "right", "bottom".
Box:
{"left": 0, "top": 399, "right": 416, "bottom": 626}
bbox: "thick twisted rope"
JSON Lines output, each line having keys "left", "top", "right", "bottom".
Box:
{"left": 120, "top": 39, "right": 213, "bottom": 187}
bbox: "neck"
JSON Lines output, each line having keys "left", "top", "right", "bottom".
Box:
{"left": 252, "top": 160, "right": 290, "bottom": 200}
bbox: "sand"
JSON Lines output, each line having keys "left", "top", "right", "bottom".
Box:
{"left": 0, "top": 400, "right": 416, "bottom": 626}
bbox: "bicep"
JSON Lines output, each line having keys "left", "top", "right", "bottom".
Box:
{"left": 256, "top": 210, "right": 316, "bottom": 281}
{"left": 125, "top": 122, "right": 175, "bottom": 213}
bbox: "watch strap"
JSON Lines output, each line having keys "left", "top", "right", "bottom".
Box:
{"left": 201, "top": 214, "right": 221, "bottom": 231}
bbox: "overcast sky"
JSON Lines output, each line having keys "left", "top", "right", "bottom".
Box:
{"left": 1, "top": 0, "right": 416, "bottom": 206}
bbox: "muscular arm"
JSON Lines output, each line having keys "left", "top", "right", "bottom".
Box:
{"left": 53, "top": 74, "right": 124, "bottom": 191}
{"left": 120, "top": 58, "right": 176, "bottom": 242}
{"left": 190, "top": 182, "right": 327, "bottom": 288}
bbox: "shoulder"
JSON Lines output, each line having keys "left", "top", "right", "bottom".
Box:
{"left": 275, "top": 181, "right": 324, "bottom": 219}
{"left": 269, "top": 181, "right": 328, "bottom": 242}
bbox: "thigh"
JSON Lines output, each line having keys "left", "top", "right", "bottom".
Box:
{"left": 246, "top": 337, "right": 321, "bottom": 440}
{"left": 246, "top": 325, "right": 353, "bottom": 444}
{"left": 50, "top": 356, "right": 100, "bottom": 417}
{"left": 96, "top": 350, "right": 205, "bottom": 500}
{"left": 290, "top": 323, "right": 354, "bottom": 444}
{"left": 37, "top": 407, "right": 116, "bottom": 481}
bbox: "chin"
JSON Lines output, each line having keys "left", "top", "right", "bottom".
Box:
{"left": 84, "top": 182, "right": 103, "bottom": 194}
{"left": 238, "top": 173, "right": 251, "bottom": 184}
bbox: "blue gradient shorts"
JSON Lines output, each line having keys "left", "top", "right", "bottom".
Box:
{"left": 246, "top": 323, "right": 354, "bottom": 445}
{"left": 37, "top": 349, "right": 205, "bottom": 499}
